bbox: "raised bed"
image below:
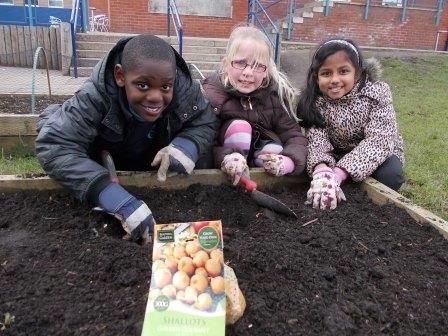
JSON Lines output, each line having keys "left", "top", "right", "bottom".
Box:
{"left": 1, "top": 170, "right": 447, "bottom": 335}
{"left": 0, "top": 94, "right": 69, "bottom": 156}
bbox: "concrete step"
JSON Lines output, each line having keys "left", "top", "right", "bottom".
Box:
{"left": 73, "top": 33, "right": 226, "bottom": 78}
{"left": 76, "top": 49, "right": 224, "bottom": 62}
{"left": 303, "top": 0, "right": 334, "bottom": 9}
{"left": 77, "top": 58, "right": 101, "bottom": 67}
{"left": 76, "top": 33, "right": 228, "bottom": 47}
{"left": 295, "top": 9, "right": 314, "bottom": 18}
{"left": 77, "top": 56, "right": 221, "bottom": 69}
{"left": 70, "top": 59, "right": 221, "bottom": 78}
{"left": 69, "top": 66, "right": 95, "bottom": 77}
{"left": 76, "top": 41, "right": 227, "bottom": 55}
{"left": 279, "top": 0, "right": 334, "bottom": 28}
{"left": 70, "top": 65, "right": 216, "bottom": 79}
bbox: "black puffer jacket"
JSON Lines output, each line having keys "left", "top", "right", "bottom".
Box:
{"left": 35, "top": 36, "right": 217, "bottom": 203}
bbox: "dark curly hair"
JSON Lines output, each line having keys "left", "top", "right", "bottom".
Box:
{"left": 297, "top": 38, "right": 366, "bottom": 128}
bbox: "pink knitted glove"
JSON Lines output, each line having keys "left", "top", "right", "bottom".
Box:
{"left": 256, "top": 154, "right": 295, "bottom": 176}
{"left": 221, "top": 153, "right": 250, "bottom": 186}
{"left": 306, "top": 167, "right": 346, "bottom": 210}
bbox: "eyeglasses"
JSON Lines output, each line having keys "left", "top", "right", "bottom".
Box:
{"left": 231, "top": 60, "right": 267, "bottom": 73}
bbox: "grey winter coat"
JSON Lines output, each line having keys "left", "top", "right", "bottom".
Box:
{"left": 35, "top": 36, "right": 217, "bottom": 203}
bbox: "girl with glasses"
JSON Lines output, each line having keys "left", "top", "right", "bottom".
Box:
{"left": 201, "top": 26, "right": 308, "bottom": 185}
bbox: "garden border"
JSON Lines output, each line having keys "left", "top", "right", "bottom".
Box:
{"left": 1, "top": 169, "right": 447, "bottom": 239}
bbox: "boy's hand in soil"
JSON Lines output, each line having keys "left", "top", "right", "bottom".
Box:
{"left": 221, "top": 152, "right": 250, "bottom": 185}
{"left": 306, "top": 166, "right": 346, "bottom": 210}
{"left": 151, "top": 137, "right": 198, "bottom": 182}
{"left": 98, "top": 183, "right": 155, "bottom": 242}
{"left": 256, "top": 153, "right": 295, "bottom": 176}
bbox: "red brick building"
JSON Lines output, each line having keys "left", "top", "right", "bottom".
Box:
{"left": 89, "top": 0, "right": 448, "bottom": 51}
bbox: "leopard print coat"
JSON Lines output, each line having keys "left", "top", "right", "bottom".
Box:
{"left": 306, "top": 58, "right": 404, "bottom": 182}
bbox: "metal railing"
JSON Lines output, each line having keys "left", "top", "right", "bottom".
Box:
{"left": 70, "top": 0, "right": 80, "bottom": 78}
{"left": 362, "top": 0, "right": 445, "bottom": 23}
{"left": 247, "top": 0, "right": 281, "bottom": 64}
{"left": 70, "top": 0, "right": 89, "bottom": 78}
{"left": 31, "top": 47, "right": 52, "bottom": 114}
{"left": 167, "top": 0, "right": 183, "bottom": 56}
{"left": 286, "top": 0, "right": 295, "bottom": 40}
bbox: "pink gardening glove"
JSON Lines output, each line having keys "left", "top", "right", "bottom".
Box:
{"left": 333, "top": 166, "right": 349, "bottom": 185}
{"left": 306, "top": 167, "right": 346, "bottom": 210}
{"left": 256, "top": 154, "right": 295, "bottom": 176}
{"left": 221, "top": 153, "right": 250, "bottom": 186}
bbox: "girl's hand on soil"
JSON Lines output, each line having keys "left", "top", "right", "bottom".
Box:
{"left": 306, "top": 167, "right": 346, "bottom": 210}
{"left": 256, "top": 154, "right": 295, "bottom": 176}
{"left": 97, "top": 183, "right": 155, "bottom": 243}
{"left": 221, "top": 153, "right": 250, "bottom": 185}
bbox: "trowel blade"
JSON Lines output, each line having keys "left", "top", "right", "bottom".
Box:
{"left": 251, "top": 189, "right": 298, "bottom": 218}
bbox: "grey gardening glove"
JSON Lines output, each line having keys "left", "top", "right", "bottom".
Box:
{"left": 151, "top": 137, "right": 199, "bottom": 182}
{"left": 97, "top": 183, "right": 155, "bottom": 242}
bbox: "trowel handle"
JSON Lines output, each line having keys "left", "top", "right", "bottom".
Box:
{"left": 239, "top": 176, "right": 257, "bottom": 192}
{"left": 101, "top": 150, "right": 119, "bottom": 184}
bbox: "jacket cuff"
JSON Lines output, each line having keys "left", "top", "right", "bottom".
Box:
{"left": 171, "top": 137, "right": 199, "bottom": 162}
{"left": 86, "top": 174, "right": 113, "bottom": 205}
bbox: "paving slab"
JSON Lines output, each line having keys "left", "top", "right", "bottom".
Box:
{"left": 0, "top": 66, "right": 87, "bottom": 96}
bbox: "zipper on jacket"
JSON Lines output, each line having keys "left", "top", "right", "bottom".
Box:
{"left": 241, "top": 96, "right": 253, "bottom": 111}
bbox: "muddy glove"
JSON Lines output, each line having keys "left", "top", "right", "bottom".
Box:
{"left": 151, "top": 137, "right": 199, "bottom": 182}
{"left": 306, "top": 167, "right": 346, "bottom": 210}
{"left": 221, "top": 152, "right": 250, "bottom": 186}
{"left": 256, "top": 153, "right": 295, "bottom": 176}
{"left": 98, "top": 183, "right": 155, "bottom": 241}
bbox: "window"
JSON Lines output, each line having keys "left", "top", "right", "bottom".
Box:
{"left": 49, "top": 0, "right": 63, "bottom": 8}
{"left": 0, "top": 0, "right": 14, "bottom": 5}
{"left": 24, "top": 0, "right": 39, "bottom": 5}
{"left": 382, "top": 0, "right": 402, "bottom": 6}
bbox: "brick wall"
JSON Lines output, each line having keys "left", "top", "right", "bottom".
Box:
{"left": 90, "top": 0, "right": 247, "bottom": 37}
{"left": 87, "top": 0, "right": 448, "bottom": 50}
{"left": 291, "top": 3, "right": 448, "bottom": 51}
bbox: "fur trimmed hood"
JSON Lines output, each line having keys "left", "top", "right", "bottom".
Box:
{"left": 363, "top": 57, "right": 383, "bottom": 82}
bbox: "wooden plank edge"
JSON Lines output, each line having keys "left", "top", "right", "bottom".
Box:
{"left": 361, "top": 177, "right": 448, "bottom": 239}
{"left": 0, "top": 168, "right": 307, "bottom": 191}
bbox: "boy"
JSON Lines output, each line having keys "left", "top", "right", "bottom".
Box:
{"left": 35, "top": 34, "right": 218, "bottom": 242}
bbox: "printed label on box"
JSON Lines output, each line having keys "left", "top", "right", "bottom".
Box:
{"left": 141, "top": 220, "right": 225, "bottom": 336}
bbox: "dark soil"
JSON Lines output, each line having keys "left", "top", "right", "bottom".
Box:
{"left": 1, "top": 184, "right": 448, "bottom": 336}
{"left": 0, "top": 94, "right": 69, "bottom": 115}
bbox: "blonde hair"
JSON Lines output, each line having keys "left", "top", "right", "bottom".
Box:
{"left": 221, "top": 25, "right": 298, "bottom": 120}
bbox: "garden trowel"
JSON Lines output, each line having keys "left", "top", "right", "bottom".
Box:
{"left": 101, "top": 150, "right": 119, "bottom": 183}
{"left": 238, "top": 176, "right": 298, "bottom": 218}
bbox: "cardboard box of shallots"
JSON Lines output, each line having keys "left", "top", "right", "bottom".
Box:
{"left": 141, "top": 221, "right": 225, "bottom": 336}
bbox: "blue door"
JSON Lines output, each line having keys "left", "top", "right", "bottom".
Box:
{"left": 0, "top": 0, "right": 81, "bottom": 27}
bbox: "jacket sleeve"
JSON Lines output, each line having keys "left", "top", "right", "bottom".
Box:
{"left": 35, "top": 81, "right": 110, "bottom": 202}
{"left": 306, "top": 126, "right": 337, "bottom": 176}
{"left": 273, "top": 107, "right": 308, "bottom": 175}
{"left": 173, "top": 77, "right": 219, "bottom": 160}
{"left": 336, "top": 82, "right": 399, "bottom": 181}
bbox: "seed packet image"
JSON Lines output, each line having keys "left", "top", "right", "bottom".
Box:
{"left": 141, "top": 220, "right": 225, "bottom": 336}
